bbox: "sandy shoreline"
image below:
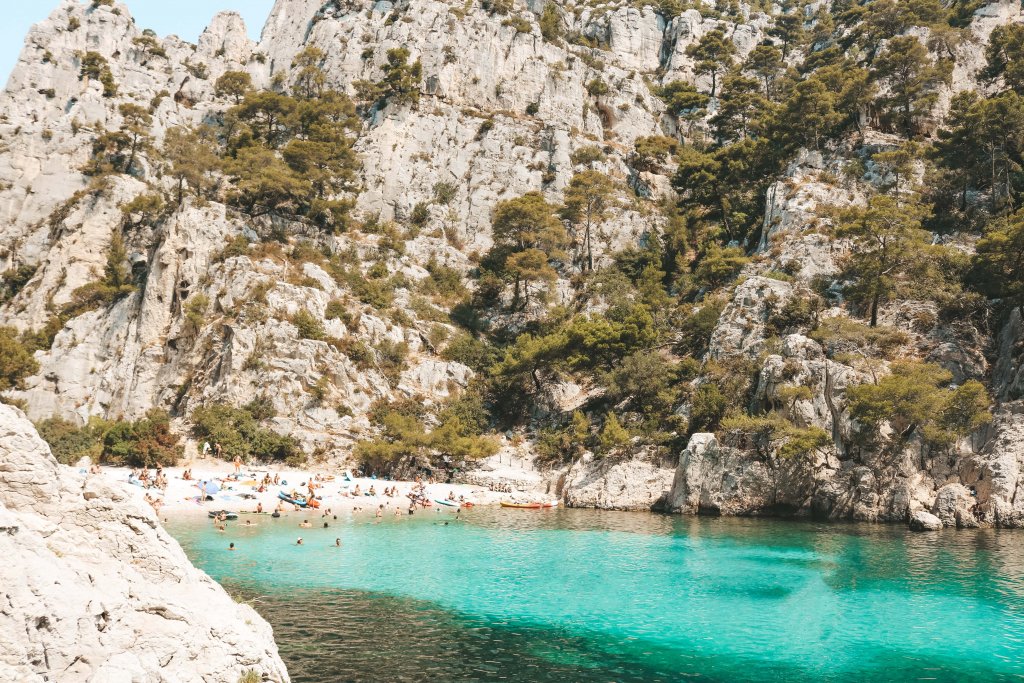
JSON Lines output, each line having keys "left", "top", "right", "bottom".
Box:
{"left": 90, "top": 458, "right": 514, "bottom": 518}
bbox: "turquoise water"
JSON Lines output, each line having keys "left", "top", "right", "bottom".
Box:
{"left": 167, "top": 508, "right": 1024, "bottom": 682}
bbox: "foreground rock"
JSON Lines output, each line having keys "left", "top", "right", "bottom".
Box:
{"left": 909, "top": 511, "right": 944, "bottom": 532}
{"left": 0, "top": 405, "right": 289, "bottom": 682}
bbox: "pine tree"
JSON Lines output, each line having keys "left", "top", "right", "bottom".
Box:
{"left": 162, "top": 126, "right": 221, "bottom": 205}
{"left": 117, "top": 103, "right": 152, "bottom": 176}
{"left": 835, "top": 195, "right": 933, "bottom": 326}
{"left": 491, "top": 192, "right": 567, "bottom": 307}
{"left": 214, "top": 70, "right": 253, "bottom": 104}
{"left": 872, "top": 36, "right": 950, "bottom": 138}
{"left": 561, "top": 170, "right": 616, "bottom": 271}
{"left": 746, "top": 44, "right": 785, "bottom": 98}
{"left": 686, "top": 29, "right": 736, "bottom": 97}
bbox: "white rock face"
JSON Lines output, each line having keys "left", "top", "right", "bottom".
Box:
{"left": 561, "top": 450, "right": 675, "bottom": 511}
{"left": 0, "top": 404, "right": 290, "bottom": 682}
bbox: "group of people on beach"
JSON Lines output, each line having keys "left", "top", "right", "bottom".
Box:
{"left": 129, "top": 465, "right": 167, "bottom": 491}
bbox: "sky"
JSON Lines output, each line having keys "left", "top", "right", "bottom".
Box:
{"left": 1, "top": 0, "right": 276, "bottom": 85}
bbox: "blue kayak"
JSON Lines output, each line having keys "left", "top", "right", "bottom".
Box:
{"left": 278, "top": 491, "right": 308, "bottom": 507}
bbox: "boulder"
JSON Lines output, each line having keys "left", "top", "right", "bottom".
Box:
{"left": 909, "top": 510, "right": 944, "bottom": 532}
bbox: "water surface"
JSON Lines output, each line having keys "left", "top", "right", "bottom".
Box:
{"left": 167, "top": 508, "right": 1024, "bottom": 682}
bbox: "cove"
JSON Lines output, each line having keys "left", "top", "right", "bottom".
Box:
{"left": 166, "top": 508, "right": 1024, "bottom": 682}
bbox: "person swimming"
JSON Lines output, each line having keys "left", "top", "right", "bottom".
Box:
{"left": 229, "top": 542, "right": 235, "bottom": 550}
{"left": 300, "top": 519, "right": 311, "bottom": 528}
{"left": 334, "top": 538, "right": 341, "bottom": 547}
{"left": 296, "top": 537, "right": 303, "bottom": 545}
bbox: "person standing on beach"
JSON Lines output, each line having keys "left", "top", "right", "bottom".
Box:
{"left": 202, "top": 441, "right": 211, "bottom": 457}
{"left": 233, "top": 455, "right": 242, "bottom": 474}
{"left": 214, "top": 443, "right": 222, "bottom": 458}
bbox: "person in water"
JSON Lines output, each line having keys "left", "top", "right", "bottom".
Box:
{"left": 334, "top": 538, "right": 341, "bottom": 547}
{"left": 296, "top": 537, "right": 303, "bottom": 545}
{"left": 256, "top": 502, "right": 263, "bottom": 514}
{"left": 229, "top": 542, "right": 235, "bottom": 551}
{"left": 299, "top": 519, "right": 311, "bottom": 528}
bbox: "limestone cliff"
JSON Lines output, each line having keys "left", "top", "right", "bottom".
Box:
{"left": 0, "top": 404, "right": 289, "bottom": 681}
{"left": 1, "top": 0, "right": 1024, "bottom": 530}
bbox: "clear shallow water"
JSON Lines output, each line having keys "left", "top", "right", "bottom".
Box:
{"left": 166, "top": 508, "right": 1024, "bottom": 682}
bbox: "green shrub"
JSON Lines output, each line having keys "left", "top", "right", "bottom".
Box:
{"left": 433, "top": 182, "right": 457, "bottom": 205}
{"left": 63, "top": 233, "right": 136, "bottom": 318}
{"left": 766, "top": 292, "right": 822, "bottom": 337}
{"left": 103, "top": 409, "right": 182, "bottom": 467}
{"left": 539, "top": 4, "right": 563, "bottom": 42}
{"left": 421, "top": 258, "right": 466, "bottom": 302}
{"left": 376, "top": 339, "right": 409, "bottom": 384}
{"left": 598, "top": 412, "right": 630, "bottom": 453}
{"left": 808, "top": 317, "right": 908, "bottom": 359}
{"left": 325, "top": 299, "right": 347, "bottom": 320}
{"left": 411, "top": 202, "right": 430, "bottom": 226}
{"left": 354, "top": 395, "right": 498, "bottom": 475}
{"left": 213, "top": 235, "right": 250, "bottom": 263}
{"left": 689, "top": 383, "right": 727, "bottom": 433}
{"left": 441, "top": 332, "right": 496, "bottom": 372}
{"left": 191, "top": 403, "right": 303, "bottom": 464}
{"left": 0, "top": 327, "right": 40, "bottom": 390}
{"left": 676, "top": 298, "right": 726, "bottom": 357}
{"left": 37, "top": 410, "right": 182, "bottom": 467}
{"left": 502, "top": 16, "right": 532, "bottom": 33}
{"left": 36, "top": 416, "right": 109, "bottom": 465}
{"left": 184, "top": 294, "right": 209, "bottom": 332}
{"left": 0, "top": 264, "right": 37, "bottom": 305}
{"left": 292, "top": 309, "right": 325, "bottom": 340}
{"left": 586, "top": 78, "right": 609, "bottom": 96}
{"left": 570, "top": 145, "right": 605, "bottom": 166}
{"left": 846, "top": 361, "right": 992, "bottom": 448}
{"left": 79, "top": 51, "right": 117, "bottom": 97}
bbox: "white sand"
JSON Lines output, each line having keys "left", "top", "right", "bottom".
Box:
{"left": 91, "top": 458, "right": 515, "bottom": 518}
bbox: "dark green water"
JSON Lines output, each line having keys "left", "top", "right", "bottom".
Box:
{"left": 166, "top": 508, "right": 1024, "bottom": 682}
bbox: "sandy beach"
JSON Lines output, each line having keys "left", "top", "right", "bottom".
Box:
{"left": 90, "top": 458, "right": 516, "bottom": 519}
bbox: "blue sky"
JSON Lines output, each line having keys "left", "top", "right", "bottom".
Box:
{"left": 2, "top": 0, "right": 275, "bottom": 85}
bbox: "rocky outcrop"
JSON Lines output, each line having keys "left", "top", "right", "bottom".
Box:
{"left": 0, "top": 405, "right": 289, "bottom": 682}
{"left": 561, "top": 450, "right": 675, "bottom": 511}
